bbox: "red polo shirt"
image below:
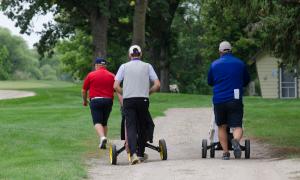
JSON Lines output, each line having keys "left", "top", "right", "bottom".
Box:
{"left": 83, "top": 67, "right": 115, "bottom": 99}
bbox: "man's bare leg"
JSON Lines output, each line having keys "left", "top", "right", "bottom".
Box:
{"left": 231, "top": 127, "right": 242, "bottom": 158}
{"left": 104, "top": 126, "right": 108, "bottom": 137}
{"left": 95, "top": 123, "right": 105, "bottom": 137}
{"left": 95, "top": 123, "right": 107, "bottom": 149}
{"left": 218, "top": 124, "right": 228, "bottom": 152}
{"left": 233, "top": 127, "right": 243, "bottom": 141}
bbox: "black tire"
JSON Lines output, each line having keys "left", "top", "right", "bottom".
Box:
{"left": 159, "top": 139, "right": 168, "bottom": 160}
{"left": 202, "top": 139, "right": 207, "bottom": 158}
{"left": 109, "top": 144, "right": 117, "bottom": 165}
{"left": 245, "top": 139, "right": 250, "bottom": 159}
{"left": 210, "top": 143, "right": 215, "bottom": 158}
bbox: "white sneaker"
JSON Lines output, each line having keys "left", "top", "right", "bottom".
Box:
{"left": 138, "top": 153, "right": 148, "bottom": 162}
{"left": 130, "top": 153, "right": 139, "bottom": 165}
{"left": 99, "top": 137, "right": 107, "bottom": 149}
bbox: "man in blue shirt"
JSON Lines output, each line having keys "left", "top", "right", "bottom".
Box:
{"left": 207, "top": 41, "right": 250, "bottom": 160}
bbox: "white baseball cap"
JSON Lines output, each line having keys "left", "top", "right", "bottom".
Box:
{"left": 129, "top": 45, "right": 142, "bottom": 55}
{"left": 219, "top": 41, "right": 232, "bottom": 52}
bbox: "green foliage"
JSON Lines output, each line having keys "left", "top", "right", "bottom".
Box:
{"left": 199, "top": 0, "right": 300, "bottom": 68}
{"left": 0, "top": 27, "right": 38, "bottom": 80}
{"left": 1, "top": 0, "right": 131, "bottom": 58}
{"left": 258, "top": 3, "right": 300, "bottom": 67}
{"left": 168, "top": 1, "right": 211, "bottom": 94}
{"left": 0, "top": 27, "right": 63, "bottom": 80}
{"left": 199, "top": 0, "right": 262, "bottom": 63}
{"left": 56, "top": 23, "right": 131, "bottom": 79}
{"left": 0, "top": 45, "right": 9, "bottom": 79}
{"left": 196, "top": 0, "right": 273, "bottom": 85}
{"left": 40, "top": 64, "right": 57, "bottom": 80}
{"left": 56, "top": 30, "right": 93, "bottom": 79}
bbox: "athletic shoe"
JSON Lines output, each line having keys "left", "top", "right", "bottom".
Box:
{"left": 99, "top": 137, "right": 107, "bottom": 149}
{"left": 130, "top": 153, "right": 139, "bottom": 165}
{"left": 231, "top": 139, "right": 241, "bottom": 159}
{"left": 222, "top": 152, "right": 230, "bottom": 160}
{"left": 138, "top": 153, "right": 148, "bottom": 162}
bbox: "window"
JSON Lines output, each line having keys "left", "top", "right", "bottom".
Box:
{"left": 280, "top": 67, "right": 297, "bottom": 98}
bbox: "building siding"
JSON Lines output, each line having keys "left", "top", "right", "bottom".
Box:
{"left": 256, "top": 54, "right": 280, "bottom": 98}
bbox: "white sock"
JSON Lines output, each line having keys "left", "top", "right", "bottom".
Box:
{"left": 100, "top": 136, "right": 107, "bottom": 141}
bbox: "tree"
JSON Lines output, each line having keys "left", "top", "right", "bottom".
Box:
{"left": 147, "top": 0, "right": 180, "bottom": 92}
{"left": 0, "top": 45, "right": 9, "bottom": 79}
{"left": 168, "top": 1, "right": 211, "bottom": 94}
{"left": 132, "top": 0, "right": 148, "bottom": 48}
{"left": 0, "top": 27, "right": 64, "bottom": 80}
{"left": 257, "top": 2, "right": 300, "bottom": 67}
{"left": 1, "top": 0, "right": 111, "bottom": 61}
{"left": 199, "top": 0, "right": 300, "bottom": 68}
{"left": 56, "top": 30, "right": 93, "bottom": 79}
{"left": 199, "top": 0, "right": 263, "bottom": 63}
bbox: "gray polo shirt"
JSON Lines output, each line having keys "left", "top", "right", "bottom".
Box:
{"left": 115, "top": 59, "right": 158, "bottom": 98}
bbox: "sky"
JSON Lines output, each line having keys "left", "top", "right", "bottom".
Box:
{"left": 0, "top": 12, "right": 53, "bottom": 48}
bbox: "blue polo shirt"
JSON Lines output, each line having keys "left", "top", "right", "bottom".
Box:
{"left": 207, "top": 53, "right": 250, "bottom": 104}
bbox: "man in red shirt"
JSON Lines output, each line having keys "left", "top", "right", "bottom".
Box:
{"left": 82, "top": 57, "right": 115, "bottom": 149}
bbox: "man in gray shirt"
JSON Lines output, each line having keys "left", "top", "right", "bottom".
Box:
{"left": 114, "top": 45, "right": 160, "bottom": 165}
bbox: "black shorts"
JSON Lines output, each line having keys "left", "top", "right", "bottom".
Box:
{"left": 214, "top": 100, "right": 243, "bottom": 128}
{"left": 89, "top": 98, "right": 113, "bottom": 126}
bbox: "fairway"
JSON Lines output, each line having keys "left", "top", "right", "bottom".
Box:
{"left": 0, "top": 81, "right": 300, "bottom": 179}
{"left": 0, "top": 80, "right": 75, "bottom": 89}
{"left": 0, "top": 81, "right": 211, "bottom": 179}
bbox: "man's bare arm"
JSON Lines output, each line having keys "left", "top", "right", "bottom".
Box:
{"left": 82, "top": 89, "right": 88, "bottom": 106}
{"left": 116, "top": 92, "right": 123, "bottom": 107}
{"left": 114, "top": 80, "right": 123, "bottom": 94}
{"left": 149, "top": 79, "right": 161, "bottom": 94}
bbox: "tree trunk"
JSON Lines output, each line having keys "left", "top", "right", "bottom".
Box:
{"left": 160, "top": 46, "right": 170, "bottom": 92}
{"left": 90, "top": 6, "right": 109, "bottom": 62}
{"left": 148, "top": 45, "right": 160, "bottom": 73}
{"left": 132, "top": 0, "right": 148, "bottom": 48}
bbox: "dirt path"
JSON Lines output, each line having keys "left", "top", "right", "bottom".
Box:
{"left": 0, "top": 90, "right": 35, "bottom": 100}
{"left": 88, "top": 108, "right": 300, "bottom": 180}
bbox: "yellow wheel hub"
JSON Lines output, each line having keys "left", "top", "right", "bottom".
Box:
{"left": 109, "top": 146, "right": 113, "bottom": 164}
{"left": 159, "top": 145, "right": 163, "bottom": 159}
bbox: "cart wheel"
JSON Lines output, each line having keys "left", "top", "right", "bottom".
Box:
{"left": 210, "top": 143, "right": 215, "bottom": 158}
{"left": 159, "top": 139, "right": 167, "bottom": 160}
{"left": 202, "top": 139, "right": 207, "bottom": 158}
{"left": 109, "top": 144, "right": 117, "bottom": 165}
{"left": 245, "top": 139, "right": 250, "bottom": 159}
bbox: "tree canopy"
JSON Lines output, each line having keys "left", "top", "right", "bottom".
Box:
{"left": 1, "top": 0, "right": 300, "bottom": 93}
{"left": 0, "top": 27, "right": 62, "bottom": 80}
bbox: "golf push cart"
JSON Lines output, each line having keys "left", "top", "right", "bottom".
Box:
{"left": 109, "top": 110, "right": 167, "bottom": 165}
{"left": 202, "top": 117, "right": 250, "bottom": 159}
{"left": 109, "top": 139, "right": 167, "bottom": 165}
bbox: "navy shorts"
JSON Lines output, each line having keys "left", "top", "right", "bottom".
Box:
{"left": 89, "top": 98, "right": 113, "bottom": 126}
{"left": 213, "top": 100, "right": 243, "bottom": 128}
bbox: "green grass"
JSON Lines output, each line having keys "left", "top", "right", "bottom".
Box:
{"left": 244, "top": 97, "right": 300, "bottom": 152}
{"left": 0, "top": 86, "right": 91, "bottom": 179}
{"left": 0, "top": 81, "right": 300, "bottom": 179}
{"left": 0, "top": 81, "right": 211, "bottom": 179}
{"left": 0, "top": 80, "right": 75, "bottom": 89}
